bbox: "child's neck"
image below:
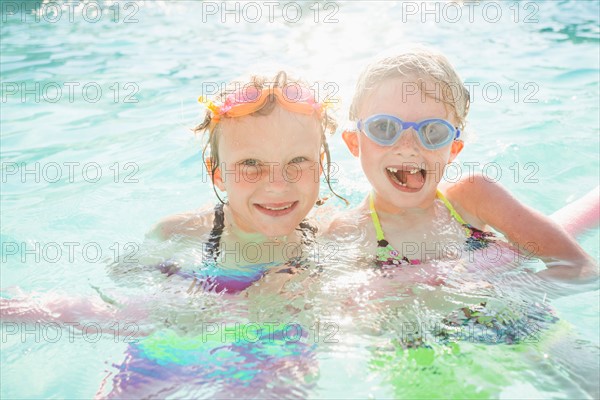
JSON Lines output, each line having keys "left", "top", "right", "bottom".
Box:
{"left": 220, "top": 205, "right": 304, "bottom": 266}
{"left": 223, "top": 205, "right": 300, "bottom": 243}
{"left": 370, "top": 192, "right": 438, "bottom": 216}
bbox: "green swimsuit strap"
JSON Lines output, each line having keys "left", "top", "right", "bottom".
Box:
{"left": 369, "top": 191, "right": 470, "bottom": 237}
{"left": 437, "top": 191, "right": 478, "bottom": 239}
{"left": 368, "top": 192, "right": 386, "bottom": 241}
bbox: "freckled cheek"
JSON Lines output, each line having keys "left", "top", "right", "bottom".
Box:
{"left": 359, "top": 140, "right": 386, "bottom": 162}
{"left": 422, "top": 152, "right": 452, "bottom": 185}
{"left": 424, "top": 150, "right": 452, "bottom": 170}
{"left": 360, "top": 151, "right": 383, "bottom": 178}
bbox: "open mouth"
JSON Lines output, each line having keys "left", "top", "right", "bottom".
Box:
{"left": 385, "top": 165, "right": 426, "bottom": 192}
{"left": 254, "top": 201, "right": 298, "bottom": 216}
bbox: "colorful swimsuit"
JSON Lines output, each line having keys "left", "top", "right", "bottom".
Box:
{"left": 368, "top": 194, "right": 559, "bottom": 354}
{"left": 370, "top": 191, "right": 496, "bottom": 267}
{"left": 157, "top": 203, "right": 317, "bottom": 294}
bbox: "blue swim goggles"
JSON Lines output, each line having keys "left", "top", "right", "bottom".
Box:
{"left": 357, "top": 114, "right": 461, "bottom": 150}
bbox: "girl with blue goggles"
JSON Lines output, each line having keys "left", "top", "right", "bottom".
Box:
{"left": 334, "top": 46, "right": 595, "bottom": 279}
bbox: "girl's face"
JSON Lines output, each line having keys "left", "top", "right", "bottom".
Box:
{"left": 344, "top": 78, "right": 464, "bottom": 212}
{"left": 213, "top": 107, "right": 322, "bottom": 238}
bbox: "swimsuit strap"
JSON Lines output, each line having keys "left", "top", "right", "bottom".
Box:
{"left": 436, "top": 190, "right": 486, "bottom": 239}
{"left": 368, "top": 192, "right": 386, "bottom": 241}
{"left": 435, "top": 190, "right": 467, "bottom": 225}
{"left": 274, "top": 219, "right": 318, "bottom": 273}
{"left": 297, "top": 219, "right": 318, "bottom": 247}
{"left": 205, "top": 203, "right": 225, "bottom": 260}
{"left": 437, "top": 190, "right": 496, "bottom": 245}
{"left": 369, "top": 192, "right": 417, "bottom": 266}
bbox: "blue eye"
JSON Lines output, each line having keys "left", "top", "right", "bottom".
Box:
{"left": 290, "top": 156, "right": 308, "bottom": 164}
{"left": 241, "top": 159, "right": 260, "bottom": 167}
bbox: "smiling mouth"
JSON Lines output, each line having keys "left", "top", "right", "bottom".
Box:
{"left": 254, "top": 201, "right": 298, "bottom": 216}
{"left": 386, "top": 166, "right": 426, "bottom": 191}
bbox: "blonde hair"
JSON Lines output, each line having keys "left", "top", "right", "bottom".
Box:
{"left": 194, "top": 70, "right": 346, "bottom": 205}
{"left": 349, "top": 46, "right": 470, "bottom": 131}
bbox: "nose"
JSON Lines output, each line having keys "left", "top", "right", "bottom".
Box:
{"left": 264, "top": 163, "right": 290, "bottom": 193}
{"left": 392, "top": 128, "right": 420, "bottom": 157}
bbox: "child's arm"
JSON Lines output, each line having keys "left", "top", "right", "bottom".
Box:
{"left": 0, "top": 288, "right": 151, "bottom": 337}
{"left": 147, "top": 206, "right": 214, "bottom": 240}
{"left": 446, "top": 175, "right": 598, "bottom": 282}
{"left": 107, "top": 207, "right": 215, "bottom": 282}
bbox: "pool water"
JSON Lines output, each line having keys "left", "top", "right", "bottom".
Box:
{"left": 1, "top": 1, "right": 598, "bottom": 398}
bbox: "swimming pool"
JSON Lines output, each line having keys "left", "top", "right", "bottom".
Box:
{"left": 1, "top": 0, "right": 598, "bottom": 398}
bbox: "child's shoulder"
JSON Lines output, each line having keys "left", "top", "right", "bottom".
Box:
{"left": 148, "top": 204, "right": 217, "bottom": 240}
{"left": 323, "top": 200, "right": 371, "bottom": 238}
{"left": 441, "top": 173, "right": 514, "bottom": 229}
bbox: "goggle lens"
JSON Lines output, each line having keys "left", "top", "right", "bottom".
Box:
{"left": 282, "top": 84, "right": 313, "bottom": 103}
{"left": 227, "top": 85, "right": 313, "bottom": 104}
{"left": 242, "top": 85, "right": 261, "bottom": 102}
{"left": 418, "top": 121, "right": 453, "bottom": 148}
{"left": 368, "top": 116, "right": 402, "bottom": 143}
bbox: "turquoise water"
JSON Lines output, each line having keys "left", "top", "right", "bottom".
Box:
{"left": 1, "top": 1, "right": 599, "bottom": 398}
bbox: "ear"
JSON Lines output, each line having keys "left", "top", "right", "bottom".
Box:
{"left": 342, "top": 130, "right": 360, "bottom": 157}
{"left": 319, "top": 151, "right": 325, "bottom": 175}
{"left": 206, "top": 158, "right": 226, "bottom": 191}
{"left": 204, "top": 158, "right": 213, "bottom": 176}
{"left": 448, "top": 140, "right": 464, "bottom": 163}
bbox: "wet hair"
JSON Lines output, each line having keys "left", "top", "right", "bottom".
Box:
{"left": 194, "top": 70, "right": 347, "bottom": 205}
{"left": 349, "top": 46, "right": 470, "bottom": 132}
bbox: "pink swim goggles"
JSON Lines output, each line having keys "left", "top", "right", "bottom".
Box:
{"left": 199, "top": 84, "right": 329, "bottom": 122}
